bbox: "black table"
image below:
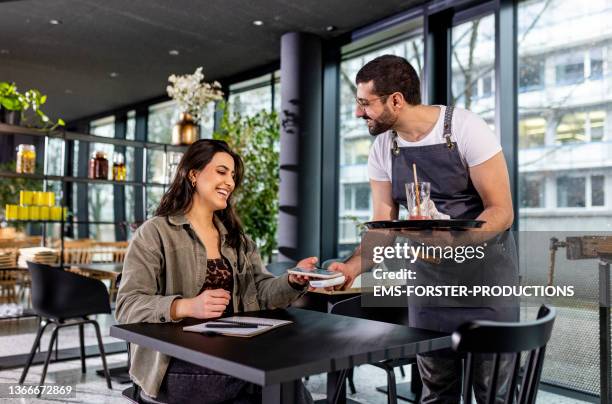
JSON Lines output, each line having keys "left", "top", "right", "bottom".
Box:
{"left": 68, "top": 262, "right": 123, "bottom": 274}
{"left": 110, "top": 308, "right": 450, "bottom": 404}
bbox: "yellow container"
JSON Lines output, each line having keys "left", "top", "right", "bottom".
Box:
{"left": 50, "top": 206, "right": 62, "bottom": 221}
{"left": 32, "top": 192, "right": 42, "bottom": 206}
{"left": 5, "top": 204, "right": 18, "bottom": 220}
{"left": 46, "top": 192, "right": 56, "bottom": 207}
{"left": 18, "top": 206, "right": 28, "bottom": 220}
{"left": 20, "top": 190, "right": 33, "bottom": 206}
{"left": 29, "top": 206, "right": 40, "bottom": 221}
{"left": 39, "top": 206, "right": 50, "bottom": 220}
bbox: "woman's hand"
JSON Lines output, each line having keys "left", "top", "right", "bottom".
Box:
{"left": 288, "top": 256, "right": 318, "bottom": 287}
{"left": 172, "top": 289, "right": 231, "bottom": 320}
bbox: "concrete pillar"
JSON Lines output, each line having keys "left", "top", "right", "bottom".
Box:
{"left": 277, "top": 32, "right": 322, "bottom": 262}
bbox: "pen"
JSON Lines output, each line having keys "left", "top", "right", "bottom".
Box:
{"left": 205, "top": 323, "right": 258, "bottom": 329}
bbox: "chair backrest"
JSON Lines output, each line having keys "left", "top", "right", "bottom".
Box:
{"left": 27, "top": 261, "right": 111, "bottom": 320}
{"left": 330, "top": 295, "right": 410, "bottom": 326}
{"left": 321, "top": 258, "right": 343, "bottom": 269}
{"left": 265, "top": 261, "right": 295, "bottom": 277}
{"left": 452, "top": 305, "right": 556, "bottom": 404}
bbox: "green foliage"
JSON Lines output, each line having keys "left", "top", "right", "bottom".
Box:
{"left": 213, "top": 102, "right": 280, "bottom": 261}
{"left": 0, "top": 82, "right": 65, "bottom": 130}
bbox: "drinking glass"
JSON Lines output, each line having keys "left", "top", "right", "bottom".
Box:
{"left": 405, "top": 182, "right": 431, "bottom": 219}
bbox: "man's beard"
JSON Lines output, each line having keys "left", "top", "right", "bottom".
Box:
{"left": 363, "top": 106, "right": 397, "bottom": 136}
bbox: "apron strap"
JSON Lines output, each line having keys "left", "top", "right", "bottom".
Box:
{"left": 391, "top": 131, "right": 400, "bottom": 156}
{"left": 391, "top": 105, "right": 455, "bottom": 155}
{"left": 443, "top": 106, "right": 455, "bottom": 149}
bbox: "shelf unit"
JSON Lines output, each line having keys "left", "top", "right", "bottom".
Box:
{"left": 0, "top": 122, "right": 187, "bottom": 265}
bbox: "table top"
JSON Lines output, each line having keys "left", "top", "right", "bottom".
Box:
{"left": 110, "top": 307, "right": 450, "bottom": 386}
{"left": 70, "top": 262, "right": 123, "bottom": 274}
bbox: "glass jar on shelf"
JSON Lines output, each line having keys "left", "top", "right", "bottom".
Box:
{"left": 88, "top": 151, "right": 109, "bottom": 179}
{"left": 16, "top": 144, "right": 36, "bottom": 174}
{"left": 112, "top": 152, "right": 127, "bottom": 181}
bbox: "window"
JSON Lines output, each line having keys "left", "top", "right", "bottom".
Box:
{"left": 555, "top": 52, "right": 584, "bottom": 85}
{"left": 592, "top": 175, "right": 605, "bottom": 206}
{"left": 228, "top": 72, "right": 278, "bottom": 117}
{"left": 337, "top": 23, "right": 424, "bottom": 249}
{"left": 451, "top": 14, "right": 496, "bottom": 128}
{"left": 589, "top": 110, "right": 605, "bottom": 141}
{"left": 146, "top": 149, "right": 166, "bottom": 184}
{"left": 520, "top": 176, "right": 545, "bottom": 208}
{"left": 89, "top": 184, "right": 115, "bottom": 240}
{"left": 556, "top": 176, "right": 585, "bottom": 207}
{"left": 148, "top": 101, "right": 181, "bottom": 144}
{"left": 556, "top": 112, "right": 586, "bottom": 143}
{"left": 556, "top": 110, "right": 605, "bottom": 143}
{"left": 343, "top": 138, "right": 371, "bottom": 165}
{"left": 146, "top": 186, "right": 165, "bottom": 218}
{"left": 126, "top": 110, "right": 136, "bottom": 140}
{"left": 519, "top": 58, "right": 544, "bottom": 92}
{"left": 90, "top": 116, "right": 114, "bottom": 138}
{"left": 519, "top": 117, "right": 546, "bottom": 148}
{"left": 589, "top": 48, "right": 604, "bottom": 80}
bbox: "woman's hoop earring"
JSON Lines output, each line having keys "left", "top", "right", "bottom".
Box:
{"left": 190, "top": 178, "right": 196, "bottom": 188}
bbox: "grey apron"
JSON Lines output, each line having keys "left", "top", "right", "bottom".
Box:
{"left": 390, "top": 106, "right": 518, "bottom": 333}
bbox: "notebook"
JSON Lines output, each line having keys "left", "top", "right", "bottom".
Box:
{"left": 182, "top": 316, "right": 292, "bottom": 337}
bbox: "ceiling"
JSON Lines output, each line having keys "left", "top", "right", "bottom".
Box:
{"left": 0, "top": 0, "right": 425, "bottom": 123}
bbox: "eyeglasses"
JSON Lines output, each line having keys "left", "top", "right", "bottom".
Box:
{"left": 355, "top": 94, "right": 389, "bottom": 109}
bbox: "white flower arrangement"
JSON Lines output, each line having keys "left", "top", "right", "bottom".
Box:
{"left": 166, "top": 67, "right": 224, "bottom": 123}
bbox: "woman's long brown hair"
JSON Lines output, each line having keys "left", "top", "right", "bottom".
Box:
{"left": 155, "top": 139, "right": 245, "bottom": 249}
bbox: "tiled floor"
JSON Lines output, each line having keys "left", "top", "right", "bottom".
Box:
{"left": 0, "top": 351, "right": 593, "bottom": 403}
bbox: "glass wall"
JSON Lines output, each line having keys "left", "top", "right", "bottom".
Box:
{"left": 228, "top": 71, "right": 279, "bottom": 117}
{"left": 517, "top": 0, "right": 612, "bottom": 396}
{"left": 451, "top": 13, "right": 496, "bottom": 130}
{"left": 337, "top": 27, "right": 424, "bottom": 254}
{"left": 517, "top": 0, "right": 612, "bottom": 232}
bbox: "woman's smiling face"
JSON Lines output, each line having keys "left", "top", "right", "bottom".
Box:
{"left": 191, "top": 151, "right": 236, "bottom": 211}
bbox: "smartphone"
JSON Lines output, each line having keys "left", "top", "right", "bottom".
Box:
{"left": 287, "top": 267, "right": 343, "bottom": 279}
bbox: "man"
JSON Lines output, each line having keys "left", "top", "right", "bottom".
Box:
{"left": 330, "top": 54, "right": 517, "bottom": 403}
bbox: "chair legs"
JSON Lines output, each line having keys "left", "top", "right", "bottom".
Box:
{"left": 19, "top": 318, "right": 112, "bottom": 392}
{"left": 79, "top": 323, "right": 86, "bottom": 373}
{"left": 19, "top": 319, "right": 51, "bottom": 384}
{"left": 38, "top": 325, "right": 59, "bottom": 396}
{"left": 347, "top": 368, "right": 357, "bottom": 394}
{"left": 372, "top": 362, "right": 398, "bottom": 404}
{"left": 89, "top": 319, "right": 112, "bottom": 389}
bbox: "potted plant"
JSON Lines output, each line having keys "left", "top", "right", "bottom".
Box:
{"left": 0, "top": 81, "right": 65, "bottom": 129}
{"left": 213, "top": 104, "right": 280, "bottom": 262}
{"left": 166, "top": 67, "right": 223, "bottom": 145}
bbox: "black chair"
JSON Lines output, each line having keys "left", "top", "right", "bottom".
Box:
{"left": 452, "top": 305, "right": 556, "bottom": 404}
{"left": 19, "top": 261, "right": 112, "bottom": 390}
{"left": 330, "top": 295, "right": 417, "bottom": 404}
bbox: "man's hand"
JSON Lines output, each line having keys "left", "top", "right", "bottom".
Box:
{"left": 327, "top": 261, "right": 360, "bottom": 290}
{"left": 289, "top": 256, "right": 318, "bottom": 286}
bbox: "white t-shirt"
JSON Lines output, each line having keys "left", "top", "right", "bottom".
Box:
{"left": 368, "top": 105, "right": 501, "bottom": 182}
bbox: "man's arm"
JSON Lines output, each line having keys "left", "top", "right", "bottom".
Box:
{"left": 470, "top": 151, "right": 514, "bottom": 232}
{"left": 329, "top": 180, "right": 398, "bottom": 288}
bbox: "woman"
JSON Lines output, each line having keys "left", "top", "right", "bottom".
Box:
{"left": 116, "top": 139, "right": 315, "bottom": 403}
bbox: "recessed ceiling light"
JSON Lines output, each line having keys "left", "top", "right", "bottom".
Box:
{"left": 253, "top": 20, "right": 263, "bottom": 26}
{"left": 168, "top": 49, "right": 180, "bottom": 56}
{"left": 109, "top": 72, "right": 119, "bottom": 78}
{"left": 325, "top": 25, "right": 336, "bottom": 32}
{"left": 49, "top": 19, "right": 62, "bottom": 25}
